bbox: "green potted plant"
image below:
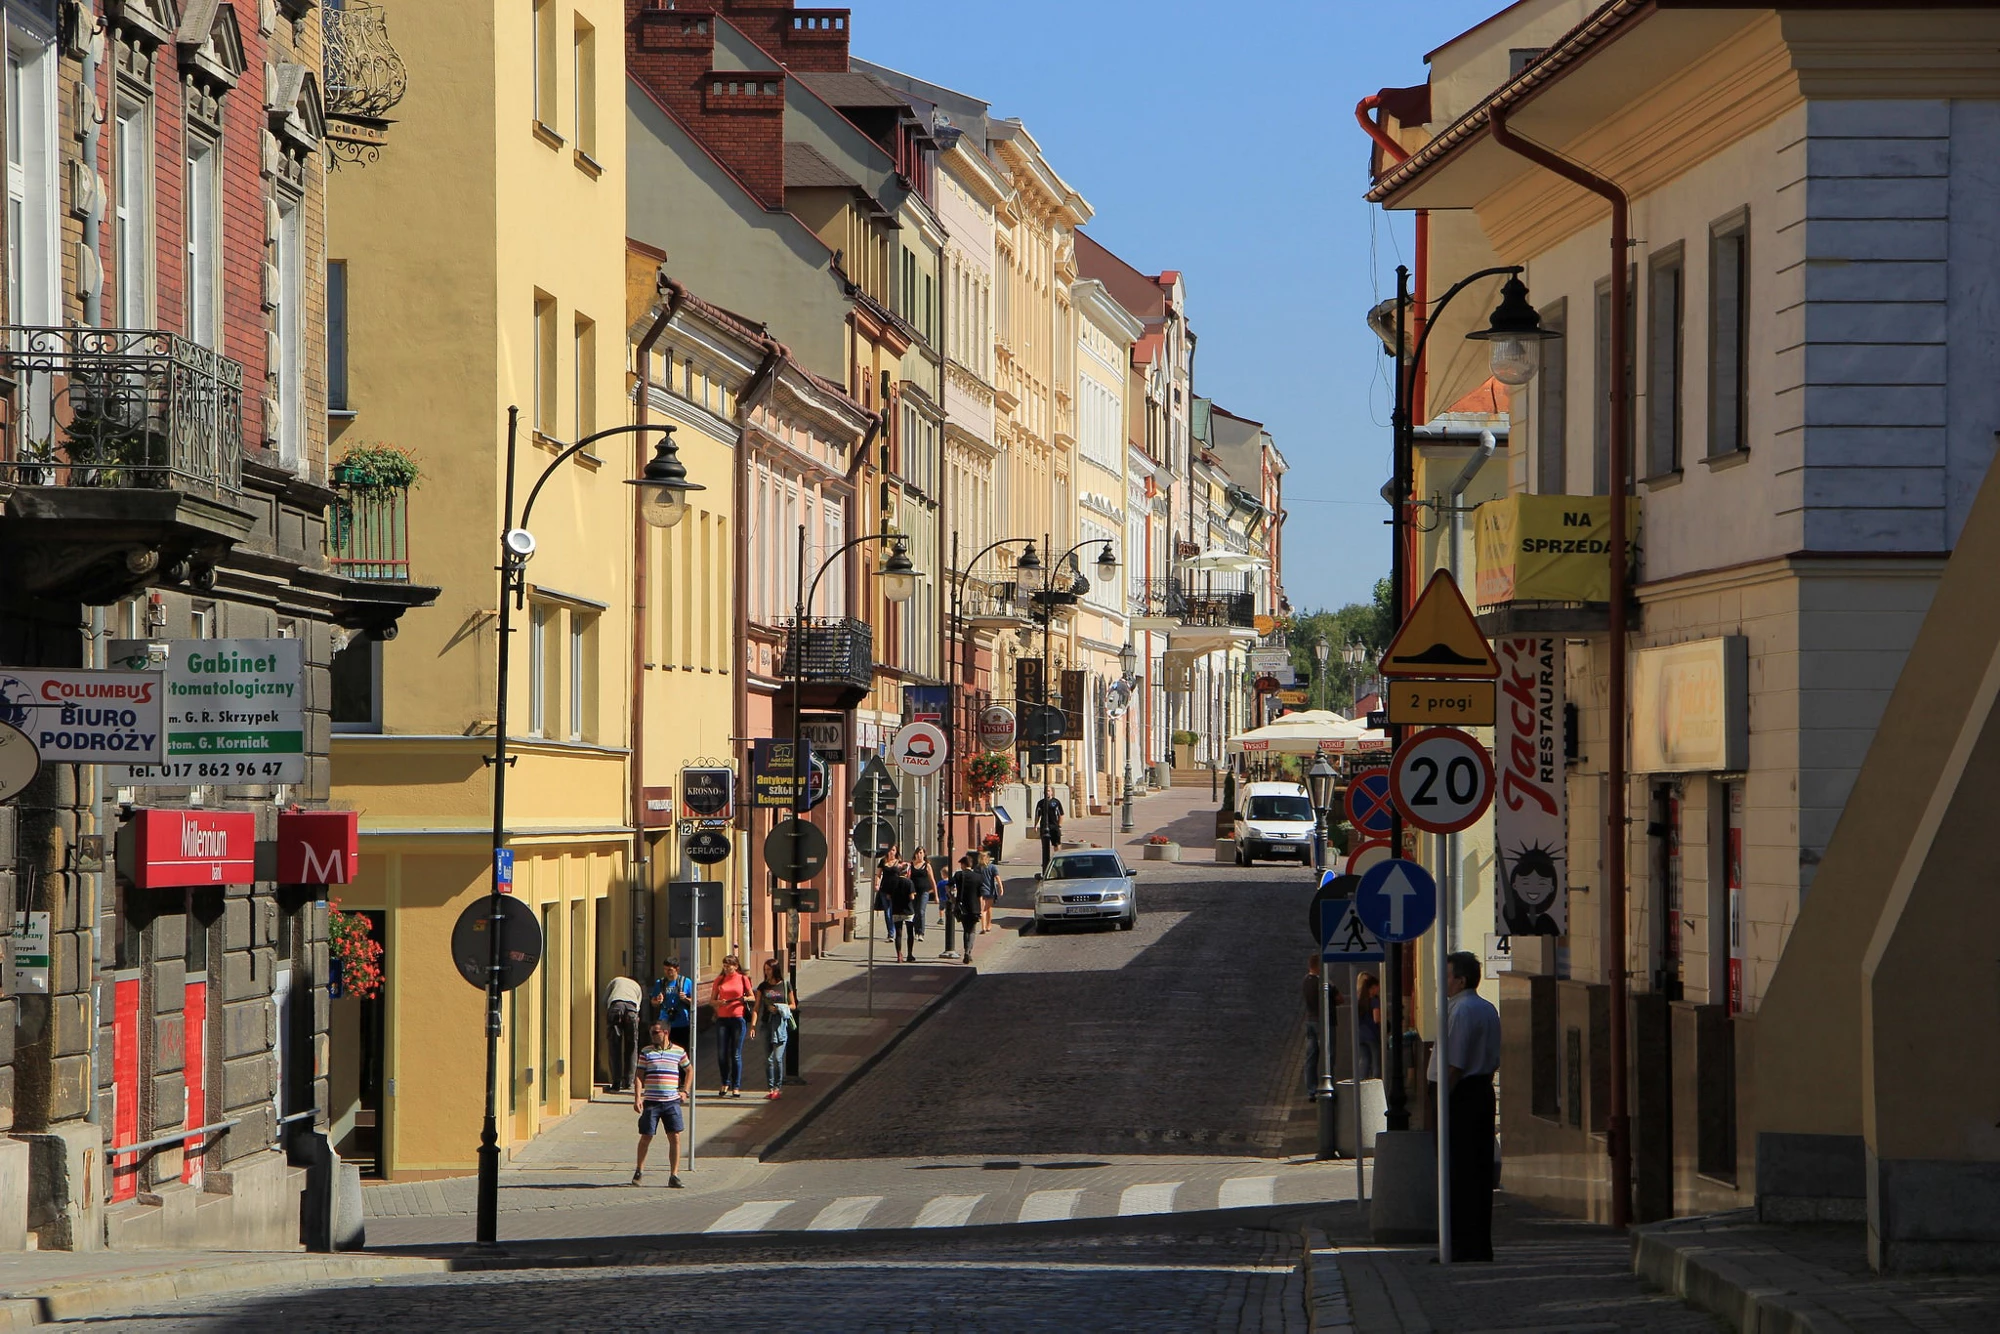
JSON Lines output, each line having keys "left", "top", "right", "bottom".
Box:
{"left": 1171, "top": 729, "right": 1199, "bottom": 769}
{"left": 332, "top": 443, "right": 421, "bottom": 490}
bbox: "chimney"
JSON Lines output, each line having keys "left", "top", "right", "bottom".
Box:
{"left": 716, "top": 1, "right": 851, "bottom": 73}
{"left": 627, "top": 3, "right": 788, "bottom": 209}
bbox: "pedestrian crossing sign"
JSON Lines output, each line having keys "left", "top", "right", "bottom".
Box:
{"left": 1319, "top": 897, "right": 1385, "bottom": 963}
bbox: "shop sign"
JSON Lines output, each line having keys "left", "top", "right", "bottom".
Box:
{"left": 680, "top": 767, "right": 734, "bottom": 822}
{"left": 1249, "top": 648, "right": 1294, "bottom": 684}
{"left": 901, "top": 686, "right": 949, "bottom": 724}
{"left": 0, "top": 668, "right": 163, "bottom": 763}
{"left": 1473, "top": 494, "right": 1641, "bottom": 607}
{"left": 641, "top": 786, "right": 676, "bottom": 829}
{"left": 1494, "top": 637, "right": 1567, "bottom": 939}
{"left": 800, "top": 713, "right": 847, "bottom": 764}
{"left": 6, "top": 911, "right": 50, "bottom": 994}
{"left": 128, "top": 809, "right": 256, "bottom": 888}
{"left": 977, "top": 705, "right": 1016, "bottom": 752}
{"left": 1060, "top": 670, "right": 1085, "bottom": 741}
{"left": 108, "top": 639, "right": 304, "bottom": 784}
{"left": 1631, "top": 636, "right": 1748, "bottom": 773}
{"left": 750, "top": 739, "right": 812, "bottom": 807}
{"left": 277, "top": 809, "right": 358, "bottom": 884}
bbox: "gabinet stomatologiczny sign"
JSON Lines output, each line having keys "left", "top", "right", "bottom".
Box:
{"left": 0, "top": 667, "right": 164, "bottom": 763}
{"left": 109, "top": 639, "right": 305, "bottom": 784}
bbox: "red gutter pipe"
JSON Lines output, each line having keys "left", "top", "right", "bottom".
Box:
{"left": 1488, "top": 104, "right": 1634, "bottom": 1232}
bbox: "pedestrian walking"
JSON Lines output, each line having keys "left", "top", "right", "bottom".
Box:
{"left": 949, "top": 853, "right": 985, "bottom": 966}
{"left": 910, "top": 849, "right": 935, "bottom": 944}
{"left": 1034, "top": 793, "right": 1065, "bottom": 871}
{"left": 603, "top": 974, "right": 643, "bottom": 1092}
{"left": 876, "top": 848, "right": 901, "bottom": 942}
{"left": 1356, "top": 971, "right": 1382, "bottom": 1080}
{"left": 751, "top": 959, "right": 796, "bottom": 1100}
{"left": 977, "top": 850, "right": 1003, "bottom": 934}
{"left": 649, "top": 959, "right": 694, "bottom": 1053}
{"left": 631, "top": 1020, "right": 690, "bottom": 1188}
{"left": 710, "top": 954, "right": 753, "bottom": 1098}
{"left": 882, "top": 858, "right": 918, "bottom": 962}
{"left": 1430, "top": 951, "right": 1502, "bottom": 1262}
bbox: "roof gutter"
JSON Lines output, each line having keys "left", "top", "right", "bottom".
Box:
{"left": 1487, "top": 95, "right": 1637, "bottom": 1234}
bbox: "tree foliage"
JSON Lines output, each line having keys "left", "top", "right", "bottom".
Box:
{"left": 1286, "top": 577, "right": 1392, "bottom": 713}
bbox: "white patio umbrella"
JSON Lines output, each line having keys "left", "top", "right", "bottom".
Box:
{"left": 1226, "top": 710, "right": 1388, "bottom": 756}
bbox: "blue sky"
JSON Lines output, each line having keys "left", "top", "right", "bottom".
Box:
{"left": 851, "top": 0, "right": 1510, "bottom": 611}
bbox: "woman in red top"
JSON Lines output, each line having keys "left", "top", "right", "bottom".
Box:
{"left": 711, "top": 954, "right": 754, "bottom": 1098}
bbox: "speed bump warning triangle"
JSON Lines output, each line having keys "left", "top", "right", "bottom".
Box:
{"left": 1379, "top": 570, "right": 1497, "bottom": 679}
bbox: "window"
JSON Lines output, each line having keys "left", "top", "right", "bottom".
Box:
{"left": 1534, "top": 299, "right": 1567, "bottom": 493}
{"left": 572, "top": 16, "right": 596, "bottom": 159}
{"left": 114, "top": 99, "right": 151, "bottom": 326}
{"left": 532, "top": 0, "right": 557, "bottom": 133}
{"left": 534, "top": 291, "right": 557, "bottom": 436}
{"left": 185, "top": 137, "right": 220, "bottom": 348}
{"left": 1708, "top": 214, "right": 1750, "bottom": 459}
{"left": 6, "top": 36, "right": 56, "bottom": 328}
{"left": 330, "top": 637, "right": 382, "bottom": 732}
{"left": 1592, "top": 270, "right": 1636, "bottom": 495}
{"left": 572, "top": 314, "right": 595, "bottom": 441}
{"left": 529, "top": 602, "right": 551, "bottom": 736}
{"left": 273, "top": 196, "right": 305, "bottom": 468}
{"left": 327, "top": 260, "right": 349, "bottom": 412}
{"left": 1646, "top": 248, "right": 1684, "bottom": 478}
{"left": 568, "top": 611, "right": 597, "bottom": 741}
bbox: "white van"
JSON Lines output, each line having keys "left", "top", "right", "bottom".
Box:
{"left": 1233, "top": 781, "right": 1317, "bottom": 866}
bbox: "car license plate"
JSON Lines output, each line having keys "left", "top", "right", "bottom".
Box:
{"left": 1066, "top": 905, "right": 1098, "bottom": 915}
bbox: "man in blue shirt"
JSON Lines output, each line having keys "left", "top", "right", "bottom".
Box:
{"left": 649, "top": 960, "right": 695, "bottom": 1053}
{"left": 1429, "top": 951, "right": 1502, "bottom": 1261}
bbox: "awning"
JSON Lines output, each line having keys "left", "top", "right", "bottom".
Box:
{"left": 1227, "top": 710, "right": 1389, "bottom": 755}
{"left": 1182, "top": 551, "right": 1268, "bottom": 573}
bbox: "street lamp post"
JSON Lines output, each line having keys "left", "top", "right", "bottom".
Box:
{"left": 479, "top": 409, "right": 701, "bottom": 1249}
{"left": 944, "top": 532, "right": 1039, "bottom": 913}
{"left": 1022, "top": 538, "right": 1118, "bottom": 864}
{"left": 1118, "top": 640, "right": 1137, "bottom": 835}
{"left": 1306, "top": 750, "right": 1341, "bottom": 1162}
{"left": 1379, "top": 263, "right": 1560, "bottom": 1137}
{"left": 785, "top": 526, "right": 919, "bottom": 1044}
{"left": 1314, "top": 638, "right": 1331, "bottom": 715}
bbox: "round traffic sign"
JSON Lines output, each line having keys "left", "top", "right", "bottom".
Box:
{"left": 1344, "top": 768, "right": 1394, "bottom": 837}
{"left": 850, "top": 816, "right": 896, "bottom": 858}
{"left": 1346, "top": 839, "right": 1392, "bottom": 878}
{"left": 763, "top": 817, "right": 828, "bottom": 882}
{"left": 685, "top": 829, "right": 731, "bottom": 865}
{"left": 977, "top": 705, "right": 1017, "bottom": 752}
{"left": 0, "top": 720, "right": 40, "bottom": 803}
{"left": 1390, "top": 727, "right": 1495, "bottom": 835}
{"left": 451, "top": 895, "right": 544, "bottom": 992}
{"left": 1018, "top": 705, "right": 1067, "bottom": 746}
{"left": 1306, "top": 871, "right": 1360, "bottom": 941}
{"left": 890, "top": 721, "right": 948, "bottom": 777}
{"left": 1354, "top": 858, "right": 1438, "bottom": 943}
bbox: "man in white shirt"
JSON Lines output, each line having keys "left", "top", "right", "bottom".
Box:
{"left": 603, "top": 974, "right": 644, "bottom": 1093}
{"left": 1429, "top": 951, "right": 1501, "bottom": 1261}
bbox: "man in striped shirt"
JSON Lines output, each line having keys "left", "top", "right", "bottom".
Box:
{"left": 632, "top": 1020, "right": 691, "bottom": 1188}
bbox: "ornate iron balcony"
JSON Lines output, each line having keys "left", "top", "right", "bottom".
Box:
{"left": 776, "top": 616, "right": 873, "bottom": 694}
{"left": 0, "top": 327, "right": 243, "bottom": 499}
{"left": 1130, "top": 577, "right": 1255, "bottom": 629}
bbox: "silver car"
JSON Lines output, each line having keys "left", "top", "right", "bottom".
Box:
{"left": 1031, "top": 849, "right": 1138, "bottom": 932}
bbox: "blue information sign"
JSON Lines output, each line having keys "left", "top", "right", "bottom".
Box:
{"left": 1319, "top": 897, "right": 1385, "bottom": 964}
{"left": 494, "top": 847, "right": 515, "bottom": 893}
{"left": 1354, "top": 858, "right": 1438, "bottom": 943}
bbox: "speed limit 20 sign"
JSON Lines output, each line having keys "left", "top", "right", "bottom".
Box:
{"left": 1390, "top": 726, "right": 1494, "bottom": 834}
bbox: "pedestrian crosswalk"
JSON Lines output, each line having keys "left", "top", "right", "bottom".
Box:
{"left": 685, "top": 1172, "right": 1318, "bottom": 1236}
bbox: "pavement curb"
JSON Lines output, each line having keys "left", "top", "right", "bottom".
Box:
{"left": 1632, "top": 1224, "right": 1855, "bottom": 1334}
{"left": 0, "top": 1255, "right": 451, "bottom": 1327}
{"left": 755, "top": 963, "right": 977, "bottom": 1162}
{"left": 1301, "top": 1227, "right": 1357, "bottom": 1333}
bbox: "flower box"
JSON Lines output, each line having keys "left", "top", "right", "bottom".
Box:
{"left": 1142, "top": 842, "right": 1181, "bottom": 862}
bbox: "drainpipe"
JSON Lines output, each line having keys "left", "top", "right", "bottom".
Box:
{"left": 1489, "top": 104, "right": 1634, "bottom": 1231}
{"left": 79, "top": 1, "right": 103, "bottom": 1143}
{"left": 629, "top": 271, "right": 686, "bottom": 981}
{"left": 735, "top": 335, "right": 787, "bottom": 961}
{"left": 80, "top": 3, "right": 102, "bottom": 328}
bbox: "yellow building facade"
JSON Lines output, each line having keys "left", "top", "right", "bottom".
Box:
{"left": 326, "top": 0, "right": 635, "bottom": 1178}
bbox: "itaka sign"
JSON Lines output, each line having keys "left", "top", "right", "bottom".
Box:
{"left": 891, "top": 721, "right": 948, "bottom": 776}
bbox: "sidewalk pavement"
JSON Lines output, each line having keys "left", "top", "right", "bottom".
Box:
{"left": 1633, "top": 1211, "right": 2000, "bottom": 1332}
{"left": 0, "top": 1250, "right": 453, "bottom": 1329}
{"left": 362, "top": 904, "right": 1032, "bottom": 1223}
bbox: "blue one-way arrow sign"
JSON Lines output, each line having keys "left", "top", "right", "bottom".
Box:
{"left": 1354, "top": 858, "right": 1437, "bottom": 943}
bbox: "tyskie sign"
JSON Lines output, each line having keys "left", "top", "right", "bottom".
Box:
{"left": 127, "top": 809, "right": 256, "bottom": 889}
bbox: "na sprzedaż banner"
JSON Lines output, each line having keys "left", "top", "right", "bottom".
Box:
{"left": 1494, "top": 636, "right": 1567, "bottom": 939}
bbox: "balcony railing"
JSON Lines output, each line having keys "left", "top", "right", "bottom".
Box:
{"left": 327, "top": 482, "right": 410, "bottom": 580}
{"left": 324, "top": 3, "right": 408, "bottom": 121}
{"left": 776, "top": 616, "right": 874, "bottom": 694}
{"left": 1130, "top": 578, "right": 1256, "bottom": 629}
{"left": 0, "top": 326, "right": 243, "bottom": 499}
